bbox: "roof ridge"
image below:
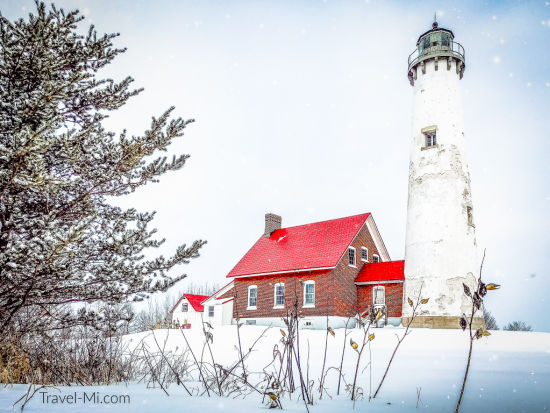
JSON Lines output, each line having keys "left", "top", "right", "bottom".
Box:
{"left": 275, "top": 212, "right": 370, "bottom": 232}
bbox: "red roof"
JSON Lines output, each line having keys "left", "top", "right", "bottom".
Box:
{"left": 227, "top": 213, "right": 371, "bottom": 278}
{"left": 355, "top": 260, "right": 405, "bottom": 283}
{"left": 170, "top": 294, "right": 210, "bottom": 313}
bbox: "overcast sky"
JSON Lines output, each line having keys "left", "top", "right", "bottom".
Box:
{"left": 3, "top": 0, "right": 550, "bottom": 331}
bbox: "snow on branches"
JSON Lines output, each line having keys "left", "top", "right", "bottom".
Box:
{"left": 0, "top": 2, "right": 205, "bottom": 332}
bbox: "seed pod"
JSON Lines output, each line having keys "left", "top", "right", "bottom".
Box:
{"left": 459, "top": 317, "right": 467, "bottom": 331}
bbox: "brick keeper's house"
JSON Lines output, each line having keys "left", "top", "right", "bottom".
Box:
{"left": 224, "top": 213, "right": 405, "bottom": 329}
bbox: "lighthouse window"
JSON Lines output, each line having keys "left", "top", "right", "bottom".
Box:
{"left": 425, "top": 132, "right": 437, "bottom": 147}
{"left": 422, "top": 36, "right": 430, "bottom": 51}
{"left": 467, "top": 206, "right": 475, "bottom": 227}
{"left": 442, "top": 33, "right": 451, "bottom": 47}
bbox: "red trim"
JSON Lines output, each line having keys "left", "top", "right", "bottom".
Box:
{"left": 229, "top": 266, "right": 335, "bottom": 279}
{"left": 232, "top": 269, "right": 331, "bottom": 282}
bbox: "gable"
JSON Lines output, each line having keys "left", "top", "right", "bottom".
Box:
{"left": 201, "top": 281, "right": 234, "bottom": 306}
{"left": 226, "top": 213, "right": 371, "bottom": 278}
{"left": 170, "top": 293, "right": 209, "bottom": 313}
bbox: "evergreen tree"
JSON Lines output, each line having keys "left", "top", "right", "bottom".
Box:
{"left": 0, "top": 2, "right": 205, "bottom": 331}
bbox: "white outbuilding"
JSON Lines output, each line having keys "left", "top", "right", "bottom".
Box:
{"left": 169, "top": 293, "right": 210, "bottom": 329}
{"left": 199, "top": 281, "right": 234, "bottom": 327}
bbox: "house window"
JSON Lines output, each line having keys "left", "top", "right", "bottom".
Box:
{"left": 373, "top": 286, "right": 385, "bottom": 306}
{"left": 182, "top": 303, "right": 188, "bottom": 312}
{"left": 245, "top": 319, "right": 256, "bottom": 325}
{"left": 361, "top": 247, "right": 369, "bottom": 262}
{"left": 424, "top": 132, "right": 437, "bottom": 147}
{"left": 208, "top": 306, "right": 214, "bottom": 317}
{"left": 348, "top": 247, "right": 356, "bottom": 267}
{"left": 303, "top": 281, "right": 315, "bottom": 307}
{"left": 248, "top": 285, "right": 257, "bottom": 309}
{"left": 274, "top": 283, "right": 285, "bottom": 308}
{"left": 372, "top": 254, "right": 380, "bottom": 263}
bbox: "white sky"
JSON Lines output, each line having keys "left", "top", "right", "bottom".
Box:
{"left": 3, "top": 0, "right": 550, "bottom": 331}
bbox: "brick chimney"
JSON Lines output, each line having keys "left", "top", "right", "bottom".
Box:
{"left": 264, "top": 213, "right": 282, "bottom": 236}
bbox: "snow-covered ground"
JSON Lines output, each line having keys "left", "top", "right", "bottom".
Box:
{"left": 1, "top": 326, "right": 549, "bottom": 412}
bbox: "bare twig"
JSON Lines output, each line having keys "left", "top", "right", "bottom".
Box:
{"left": 373, "top": 285, "right": 427, "bottom": 399}
{"left": 351, "top": 307, "right": 378, "bottom": 401}
{"left": 455, "top": 249, "right": 498, "bottom": 413}
{"left": 141, "top": 342, "right": 169, "bottom": 396}
{"left": 201, "top": 315, "right": 222, "bottom": 395}
{"left": 150, "top": 330, "right": 192, "bottom": 396}
{"left": 178, "top": 327, "right": 211, "bottom": 396}
{"left": 337, "top": 316, "right": 352, "bottom": 396}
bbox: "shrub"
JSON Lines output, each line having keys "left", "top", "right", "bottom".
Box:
{"left": 503, "top": 321, "right": 532, "bottom": 331}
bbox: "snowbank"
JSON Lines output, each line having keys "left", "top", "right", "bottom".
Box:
{"left": 1, "top": 326, "right": 549, "bottom": 412}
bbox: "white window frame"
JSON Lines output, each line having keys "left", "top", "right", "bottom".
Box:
{"left": 361, "top": 247, "right": 369, "bottom": 262}
{"left": 348, "top": 247, "right": 356, "bottom": 267}
{"left": 373, "top": 285, "right": 385, "bottom": 306}
{"left": 247, "top": 285, "right": 257, "bottom": 310}
{"left": 421, "top": 125, "right": 438, "bottom": 149}
{"left": 182, "top": 302, "right": 188, "bottom": 312}
{"left": 303, "top": 280, "right": 315, "bottom": 308}
{"left": 372, "top": 254, "right": 380, "bottom": 263}
{"left": 208, "top": 306, "right": 214, "bottom": 318}
{"left": 274, "top": 282, "right": 285, "bottom": 309}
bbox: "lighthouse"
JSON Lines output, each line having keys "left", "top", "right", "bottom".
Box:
{"left": 403, "top": 19, "right": 483, "bottom": 329}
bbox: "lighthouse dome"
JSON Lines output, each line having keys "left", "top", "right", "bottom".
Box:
{"left": 407, "top": 19, "right": 465, "bottom": 85}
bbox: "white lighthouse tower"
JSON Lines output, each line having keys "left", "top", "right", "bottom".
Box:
{"left": 403, "top": 19, "right": 483, "bottom": 329}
